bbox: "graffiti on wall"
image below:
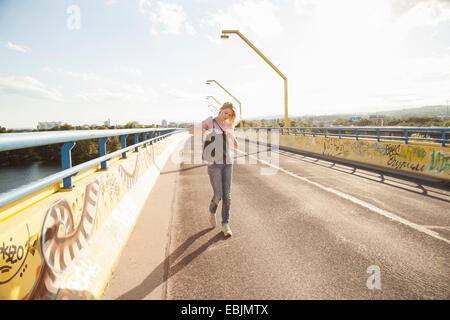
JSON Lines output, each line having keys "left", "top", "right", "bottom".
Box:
{"left": 280, "top": 135, "right": 450, "bottom": 179}
{"left": 429, "top": 151, "right": 450, "bottom": 173}
{"left": 0, "top": 142, "right": 159, "bottom": 299}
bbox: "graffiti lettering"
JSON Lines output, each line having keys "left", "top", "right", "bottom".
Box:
{"left": 384, "top": 144, "right": 400, "bottom": 157}
{"left": 0, "top": 240, "right": 25, "bottom": 265}
{"left": 429, "top": 151, "right": 450, "bottom": 173}
{"left": 350, "top": 141, "right": 368, "bottom": 156}
{"left": 399, "top": 146, "right": 426, "bottom": 162}
{"left": 368, "top": 143, "right": 386, "bottom": 156}
{"left": 0, "top": 225, "right": 31, "bottom": 285}
{"left": 387, "top": 156, "right": 425, "bottom": 172}
{"left": 323, "top": 139, "right": 345, "bottom": 157}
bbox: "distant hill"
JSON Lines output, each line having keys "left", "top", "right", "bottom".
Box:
{"left": 247, "top": 105, "right": 449, "bottom": 122}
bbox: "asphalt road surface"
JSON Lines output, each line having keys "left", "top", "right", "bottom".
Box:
{"left": 104, "top": 136, "right": 450, "bottom": 300}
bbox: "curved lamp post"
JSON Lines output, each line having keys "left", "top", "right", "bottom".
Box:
{"left": 208, "top": 104, "right": 219, "bottom": 113}
{"left": 206, "top": 80, "right": 242, "bottom": 121}
{"left": 206, "top": 96, "right": 222, "bottom": 107}
{"left": 221, "top": 29, "right": 289, "bottom": 125}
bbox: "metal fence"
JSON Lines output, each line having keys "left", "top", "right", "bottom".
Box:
{"left": 237, "top": 126, "right": 449, "bottom": 147}
{"left": 0, "top": 128, "right": 180, "bottom": 208}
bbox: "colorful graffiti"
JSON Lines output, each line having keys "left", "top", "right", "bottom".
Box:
{"left": 0, "top": 136, "right": 178, "bottom": 299}
{"left": 429, "top": 151, "right": 450, "bottom": 173}
{"left": 276, "top": 134, "right": 450, "bottom": 180}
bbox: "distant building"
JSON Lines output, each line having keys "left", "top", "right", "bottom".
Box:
{"left": 37, "top": 121, "right": 62, "bottom": 130}
{"left": 161, "top": 120, "right": 168, "bottom": 127}
{"left": 168, "top": 122, "right": 177, "bottom": 127}
{"left": 104, "top": 119, "right": 111, "bottom": 127}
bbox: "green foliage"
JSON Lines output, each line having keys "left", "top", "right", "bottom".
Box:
{"left": 0, "top": 122, "right": 154, "bottom": 166}
{"left": 1, "top": 116, "right": 446, "bottom": 167}
{"left": 330, "top": 116, "right": 447, "bottom": 127}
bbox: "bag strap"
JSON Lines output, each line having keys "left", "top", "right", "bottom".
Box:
{"left": 213, "top": 118, "right": 225, "bottom": 133}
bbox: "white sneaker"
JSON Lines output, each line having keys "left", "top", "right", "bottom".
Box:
{"left": 222, "top": 223, "right": 232, "bottom": 236}
{"left": 209, "top": 214, "right": 217, "bottom": 228}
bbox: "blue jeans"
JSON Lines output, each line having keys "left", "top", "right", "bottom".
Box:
{"left": 207, "top": 163, "right": 233, "bottom": 224}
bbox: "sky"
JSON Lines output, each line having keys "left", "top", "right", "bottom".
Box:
{"left": 1, "top": 0, "right": 450, "bottom": 128}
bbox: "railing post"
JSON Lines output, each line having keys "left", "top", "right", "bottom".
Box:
{"left": 377, "top": 129, "right": 380, "bottom": 142}
{"left": 134, "top": 133, "right": 140, "bottom": 152}
{"left": 313, "top": 128, "right": 315, "bottom": 137}
{"left": 268, "top": 128, "right": 272, "bottom": 147}
{"left": 303, "top": 128, "right": 305, "bottom": 136}
{"left": 324, "top": 128, "right": 327, "bottom": 138}
{"left": 257, "top": 128, "right": 259, "bottom": 146}
{"left": 404, "top": 130, "right": 408, "bottom": 144}
{"left": 338, "top": 129, "right": 341, "bottom": 139}
{"left": 294, "top": 128, "right": 297, "bottom": 136}
{"left": 120, "top": 135, "right": 128, "bottom": 158}
{"left": 142, "top": 133, "right": 147, "bottom": 147}
{"left": 442, "top": 130, "right": 446, "bottom": 147}
{"left": 99, "top": 137, "right": 108, "bottom": 170}
{"left": 355, "top": 129, "right": 359, "bottom": 141}
{"left": 61, "top": 142, "right": 76, "bottom": 190}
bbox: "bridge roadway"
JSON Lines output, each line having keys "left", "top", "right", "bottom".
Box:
{"left": 102, "top": 136, "right": 450, "bottom": 300}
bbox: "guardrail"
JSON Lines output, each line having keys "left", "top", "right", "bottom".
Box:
{"left": 0, "top": 128, "right": 181, "bottom": 209}
{"left": 237, "top": 126, "right": 449, "bottom": 147}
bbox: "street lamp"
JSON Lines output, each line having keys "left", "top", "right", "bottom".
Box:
{"left": 208, "top": 104, "right": 219, "bottom": 113}
{"left": 221, "top": 29, "right": 289, "bottom": 126}
{"left": 206, "top": 80, "right": 242, "bottom": 121}
{"left": 206, "top": 96, "right": 222, "bottom": 107}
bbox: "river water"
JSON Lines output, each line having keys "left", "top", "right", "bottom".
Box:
{"left": 0, "top": 162, "right": 60, "bottom": 195}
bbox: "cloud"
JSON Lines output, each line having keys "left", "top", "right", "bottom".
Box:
{"left": 138, "top": 1, "right": 196, "bottom": 35}
{"left": 0, "top": 76, "right": 63, "bottom": 101}
{"left": 393, "top": 0, "right": 450, "bottom": 31}
{"left": 46, "top": 67, "right": 157, "bottom": 104}
{"left": 106, "top": 0, "right": 119, "bottom": 6}
{"left": 6, "top": 41, "right": 30, "bottom": 53}
{"left": 293, "top": 0, "right": 316, "bottom": 16}
{"left": 201, "top": 0, "right": 282, "bottom": 40}
{"left": 111, "top": 66, "right": 143, "bottom": 76}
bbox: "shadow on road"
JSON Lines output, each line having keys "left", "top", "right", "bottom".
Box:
{"left": 115, "top": 228, "right": 228, "bottom": 300}
{"left": 278, "top": 148, "right": 449, "bottom": 202}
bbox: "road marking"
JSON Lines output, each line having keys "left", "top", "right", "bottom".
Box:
{"left": 236, "top": 149, "right": 450, "bottom": 245}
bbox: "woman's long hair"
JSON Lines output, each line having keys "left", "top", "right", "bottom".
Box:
{"left": 220, "top": 102, "right": 237, "bottom": 127}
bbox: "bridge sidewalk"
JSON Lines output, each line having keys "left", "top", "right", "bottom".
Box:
{"left": 101, "top": 149, "right": 180, "bottom": 300}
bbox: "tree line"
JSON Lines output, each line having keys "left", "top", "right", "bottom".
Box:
{"left": 0, "top": 122, "right": 162, "bottom": 167}
{"left": 236, "top": 116, "right": 448, "bottom": 128}
{"left": 1, "top": 116, "right": 447, "bottom": 167}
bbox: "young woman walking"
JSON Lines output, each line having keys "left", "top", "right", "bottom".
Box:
{"left": 189, "top": 102, "right": 238, "bottom": 236}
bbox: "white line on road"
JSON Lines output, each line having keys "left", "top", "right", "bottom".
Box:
{"left": 236, "top": 149, "right": 450, "bottom": 245}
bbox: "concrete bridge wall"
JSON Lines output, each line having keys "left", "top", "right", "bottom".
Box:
{"left": 0, "top": 132, "right": 189, "bottom": 300}
{"left": 237, "top": 129, "right": 449, "bottom": 181}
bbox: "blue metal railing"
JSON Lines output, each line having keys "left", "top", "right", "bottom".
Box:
{"left": 0, "top": 128, "right": 182, "bottom": 209}
{"left": 237, "top": 126, "right": 450, "bottom": 147}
